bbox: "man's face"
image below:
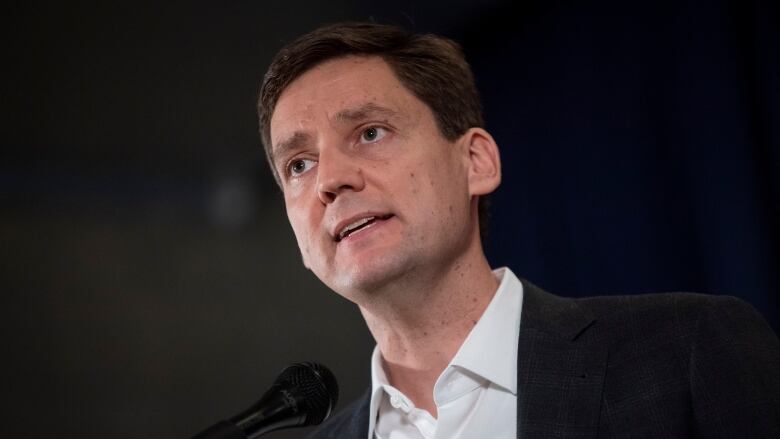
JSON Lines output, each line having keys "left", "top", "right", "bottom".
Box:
{"left": 269, "top": 56, "right": 476, "bottom": 300}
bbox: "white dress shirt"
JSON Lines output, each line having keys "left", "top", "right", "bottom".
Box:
{"left": 367, "top": 267, "right": 524, "bottom": 439}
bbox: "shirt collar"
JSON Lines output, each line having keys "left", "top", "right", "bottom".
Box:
{"left": 367, "top": 267, "right": 524, "bottom": 436}
{"left": 368, "top": 345, "right": 388, "bottom": 437}
{"left": 447, "top": 266, "right": 522, "bottom": 394}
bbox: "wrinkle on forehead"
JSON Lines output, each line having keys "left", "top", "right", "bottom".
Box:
{"left": 335, "top": 102, "right": 398, "bottom": 123}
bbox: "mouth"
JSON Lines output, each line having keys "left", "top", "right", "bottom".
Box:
{"left": 335, "top": 214, "right": 393, "bottom": 242}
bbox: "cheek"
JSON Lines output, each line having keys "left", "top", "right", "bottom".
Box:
{"left": 291, "top": 222, "right": 319, "bottom": 270}
{"left": 285, "top": 205, "right": 314, "bottom": 258}
{"left": 423, "top": 166, "right": 471, "bottom": 222}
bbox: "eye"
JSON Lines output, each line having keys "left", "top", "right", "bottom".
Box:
{"left": 359, "top": 126, "right": 388, "bottom": 144}
{"left": 287, "top": 158, "right": 317, "bottom": 177}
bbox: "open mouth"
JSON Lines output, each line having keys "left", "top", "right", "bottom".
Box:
{"left": 335, "top": 214, "right": 393, "bottom": 242}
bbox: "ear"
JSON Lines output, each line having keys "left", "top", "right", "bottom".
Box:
{"left": 462, "top": 127, "right": 501, "bottom": 196}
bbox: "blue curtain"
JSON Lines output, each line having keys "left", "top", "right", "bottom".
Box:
{"left": 463, "top": 0, "right": 779, "bottom": 331}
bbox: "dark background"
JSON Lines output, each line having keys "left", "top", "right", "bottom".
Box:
{"left": 3, "top": 0, "right": 778, "bottom": 437}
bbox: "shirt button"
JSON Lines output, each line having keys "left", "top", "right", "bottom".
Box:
{"left": 390, "top": 395, "right": 402, "bottom": 408}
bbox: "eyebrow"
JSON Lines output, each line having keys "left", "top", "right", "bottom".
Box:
{"left": 271, "top": 103, "right": 399, "bottom": 166}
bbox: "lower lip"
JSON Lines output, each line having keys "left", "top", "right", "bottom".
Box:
{"left": 338, "top": 216, "right": 393, "bottom": 245}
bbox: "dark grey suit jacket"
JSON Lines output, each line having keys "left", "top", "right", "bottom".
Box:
{"left": 308, "top": 280, "right": 780, "bottom": 438}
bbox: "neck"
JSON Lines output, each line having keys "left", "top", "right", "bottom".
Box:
{"left": 357, "top": 244, "right": 499, "bottom": 417}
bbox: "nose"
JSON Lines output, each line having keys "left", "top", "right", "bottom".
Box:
{"left": 316, "top": 147, "right": 365, "bottom": 204}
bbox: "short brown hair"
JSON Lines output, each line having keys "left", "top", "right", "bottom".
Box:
{"left": 258, "top": 22, "right": 490, "bottom": 238}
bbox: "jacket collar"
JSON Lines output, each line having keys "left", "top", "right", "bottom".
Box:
{"left": 517, "top": 279, "right": 607, "bottom": 439}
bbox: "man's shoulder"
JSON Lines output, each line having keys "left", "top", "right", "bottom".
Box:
{"left": 523, "top": 277, "right": 774, "bottom": 347}
{"left": 575, "top": 290, "right": 764, "bottom": 331}
{"left": 558, "top": 289, "right": 777, "bottom": 358}
{"left": 576, "top": 290, "right": 747, "bottom": 319}
{"left": 522, "top": 278, "right": 768, "bottom": 340}
{"left": 306, "top": 390, "right": 370, "bottom": 439}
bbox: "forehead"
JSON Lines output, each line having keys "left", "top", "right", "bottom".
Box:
{"left": 269, "top": 56, "right": 426, "bottom": 147}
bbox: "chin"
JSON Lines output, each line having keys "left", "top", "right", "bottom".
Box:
{"left": 324, "top": 252, "right": 416, "bottom": 299}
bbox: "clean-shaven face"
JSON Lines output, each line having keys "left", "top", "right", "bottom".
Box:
{"left": 269, "top": 56, "right": 475, "bottom": 301}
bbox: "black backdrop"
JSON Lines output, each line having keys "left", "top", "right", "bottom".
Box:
{"left": 3, "top": 0, "right": 777, "bottom": 437}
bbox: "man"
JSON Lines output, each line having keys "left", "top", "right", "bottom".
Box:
{"left": 258, "top": 22, "right": 780, "bottom": 438}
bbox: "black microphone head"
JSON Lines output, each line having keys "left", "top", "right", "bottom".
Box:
{"left": 275, "top": 362, "right": 338, "bottom": 426}
{"left": 196, "top": 363, "right": 339, "bottom": 439}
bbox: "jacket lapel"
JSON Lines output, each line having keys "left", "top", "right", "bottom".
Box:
{"left": 517, "top": 280, "right": 608, "bottom": 439}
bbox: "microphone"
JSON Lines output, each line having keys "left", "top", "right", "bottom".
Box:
{"left": 193, "top": 362, "right": 339, "bottom": 439}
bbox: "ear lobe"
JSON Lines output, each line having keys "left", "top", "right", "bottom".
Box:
{"left": 464, "top": 128, "right": 501, "bottom": 196}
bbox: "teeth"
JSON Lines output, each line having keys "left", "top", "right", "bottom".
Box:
{"left": 339, "top": 217, "right": 375, "bottom": 240}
